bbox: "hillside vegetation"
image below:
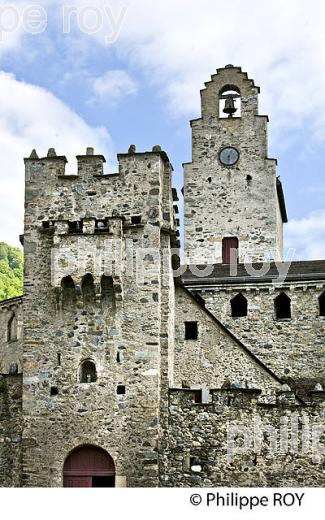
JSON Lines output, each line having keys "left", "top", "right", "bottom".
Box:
{"left": 0, "top": 243, "right": 23, "bottom": 301}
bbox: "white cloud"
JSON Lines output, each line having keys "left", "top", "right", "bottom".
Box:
{"left": 57, "top": 0, "right": 325, "bottom": 144}
{"left": 0, "top": 71, "right": 112, "bottom": 247}
{"left": 285, "top": 210, "right": 325, "bottom": 260}
{"left": 91, "top": 69, "right": 138, "bottom": 104}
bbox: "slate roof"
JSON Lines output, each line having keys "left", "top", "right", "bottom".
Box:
{"left": 182, "top": 260, "right": 325, "bottom": 286}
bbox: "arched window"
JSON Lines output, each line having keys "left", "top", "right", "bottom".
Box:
{"left": 8, "top": 313, "right": 17, "bottom": 342}
{"left": 231, "top": 293, "right": 247, "bottom": 318}
{"left": 222, "top": 237, "right": 239, "bottom": 264}
{"left": 82, "top": 274, "right": 95, "bottom": 306}
{"left": 319, "top": 292, "right": 325, "bottom": 317}
{"left": 80, "top": 360, "right": 97, "bottom": 383}
{"left": 274, "top": 292, "right": 291, "bottom": 320}
{"left": 219, "top": 85, "right": 241, "bottom": 118}
{"left": 61, "top": 276, "right": 76, "bottom": 309}
{"left": 101, "top": 275, "right": 115, "bottom": 307}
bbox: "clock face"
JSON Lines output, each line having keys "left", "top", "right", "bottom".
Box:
{"left": 219, "top": 147, "right": 239, "bottom": 166}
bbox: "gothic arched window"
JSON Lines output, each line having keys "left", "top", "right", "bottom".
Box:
{"left": 8, "top": 313, "right": 18, "bottom": 342}
{"left": 80, "top": 360, "right": 97, "bottom": 383}
{"left": 319, "top": 292, "right": 325, "bottom": 317}
{"left": 274, "top": 292, "right": 291, "bottom": 320}
{"left": 219, "top": 85, "right": 241, "bottom": 118}
{"left": 231, "top": 293, "right": 248, "bottom": 318}
{"left": 61, "top": 276, "right": 77, "bottom": 309}
{"left": 82, "top": 273, "right": 95, "bottom": 306}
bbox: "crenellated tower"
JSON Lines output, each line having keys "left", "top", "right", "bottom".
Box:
{"left": 184, "top": 65, "right": 287, "bottom": 265}
{"left": 22, "top": 145, "right": 177, "bottom": 487}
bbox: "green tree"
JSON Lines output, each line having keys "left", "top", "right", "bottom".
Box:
{"left": 0, "top": 242, "right": 23, "bottom": 301}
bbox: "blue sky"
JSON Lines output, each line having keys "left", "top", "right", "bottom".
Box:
{"left": 0, "top": 0, "right": 325, "bottom": 259}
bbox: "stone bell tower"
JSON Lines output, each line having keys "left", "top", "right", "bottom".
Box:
{"left": 184, "top": 65, "right": 287, "bottom": 265}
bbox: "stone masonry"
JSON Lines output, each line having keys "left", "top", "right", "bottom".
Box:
{"left": 0, "top": 66, "right": 325, "bottom": 487}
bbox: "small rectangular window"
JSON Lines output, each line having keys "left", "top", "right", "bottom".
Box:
{"left": 131, "top": 216, "right": 142, "bottom": 225}
{"left": 117, "top": 385, "right": 126, "bottom": 395}
{"left": 185, "top": 321, "right": 198, "bottom": 340}
{"left": 50, "top": 387, "right": 58, "bottom": 396}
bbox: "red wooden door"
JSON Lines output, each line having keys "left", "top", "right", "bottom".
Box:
{"left": 63, "top": 446, "right": 115, "bottom": 488}
{"left": 222, "top": 237, "right": 239, "bottom": 264}
{"left": 64, "top": 476, "right": 92, "bottom": 487}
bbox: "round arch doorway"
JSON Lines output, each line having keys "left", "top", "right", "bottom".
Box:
{"left": 63, "top": 445, "right": 115, "bottom": 487}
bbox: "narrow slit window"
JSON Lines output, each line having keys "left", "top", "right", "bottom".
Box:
{"left": 319, "top": 292, "right": 325, "bottom": 316}
{"left": 8, "top": 313, "right": 18, "bottom": 342}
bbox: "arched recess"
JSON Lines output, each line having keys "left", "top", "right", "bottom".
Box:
{"left": 81, "top": 273, "right": 95, "bottom": 306}
{"left": 7, "top": 313, "right": 18, "bottom": 342}
{"left": 80, "top": 360, "right": 97, "bottom": 383}
{"left": 63, "top": 445, "right": 115, "bottom": 487}
{"left": 219, "top": 84, "right": 241, "bottom": 118}
{"left": 319, "top": 291, "right": 325, "bottom": 317}
{"left": 61, "top": 276, "right": 76, "bottom": 309}
{"left": 231, "top": 293, "right": 247, "bottom": 318}
{"left": 101, "top": 275, "right": 115, "bottom": 308}
{"left": 274, "top": 292, "right": 291, "bottom": 320}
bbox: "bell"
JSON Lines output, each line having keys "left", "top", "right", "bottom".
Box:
{"left": 223, "top": 95, "right": 237, "bottom": 117}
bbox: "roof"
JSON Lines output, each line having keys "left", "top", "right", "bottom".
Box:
{"left": 276, "top": 178, "right": 288, "bottom": 223}
{"left": 182, "top": 260, "right": 325, "bottom": 286}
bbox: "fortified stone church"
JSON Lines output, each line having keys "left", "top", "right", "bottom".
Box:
{"left": 1, "top": 66, "right": 325, "bottom": 487}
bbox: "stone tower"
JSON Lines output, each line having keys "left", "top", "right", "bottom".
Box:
{"left": 184, "top": 65, "right": 287, "bottom": 265}
{"left": 21, "top": 146, "right": 177, "bottom": 486}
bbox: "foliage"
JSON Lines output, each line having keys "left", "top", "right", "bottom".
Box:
{"left": 0, "top": 243, "right": 23, "bottom": 301}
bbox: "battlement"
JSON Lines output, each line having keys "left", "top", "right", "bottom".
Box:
{"left": 24, "top": 144, "right": 176, "bottom": 239}
{"left": 25, "top": 145, "right": 172, "bottom": 182}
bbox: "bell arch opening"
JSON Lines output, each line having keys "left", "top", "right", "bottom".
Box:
{"left": 63, "top": 445, "right": 115, "bottom": 487}
{"left": 80, "top": 360, "right": 97, "bottom": 383}
{"left": 219, "top": 85, "right": 241, "bottom": 118}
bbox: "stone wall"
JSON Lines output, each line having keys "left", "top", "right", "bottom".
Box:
{"left": 184, "top": 66, "right": 284, "bottom": 264}
{"left": 197, "top": 282, "right": 325, "bottom": 392}
{"left": 0, "top": 374, "right": 22, "bottom": 487}
{"left": 173, "top": 286, "right": 281, "bottom": 392}
{"left": 21, "top": 147, "right": 177, "bottom": 487}
{"left": 160, "top": 388, "right": 325, "bottom": 487}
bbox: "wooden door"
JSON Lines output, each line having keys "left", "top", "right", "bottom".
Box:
{"left": 63, "top": 445, "right": 115, "bottom": 488}
{"left": 222, "top": 237, "right": 239, "bottom": 264}
{"left": 63, "top": 476, "right": 92, "bottom": 487}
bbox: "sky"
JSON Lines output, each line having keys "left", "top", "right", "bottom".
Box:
{"left": 0, "top": 0, "right": 325, "bottom": 259}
